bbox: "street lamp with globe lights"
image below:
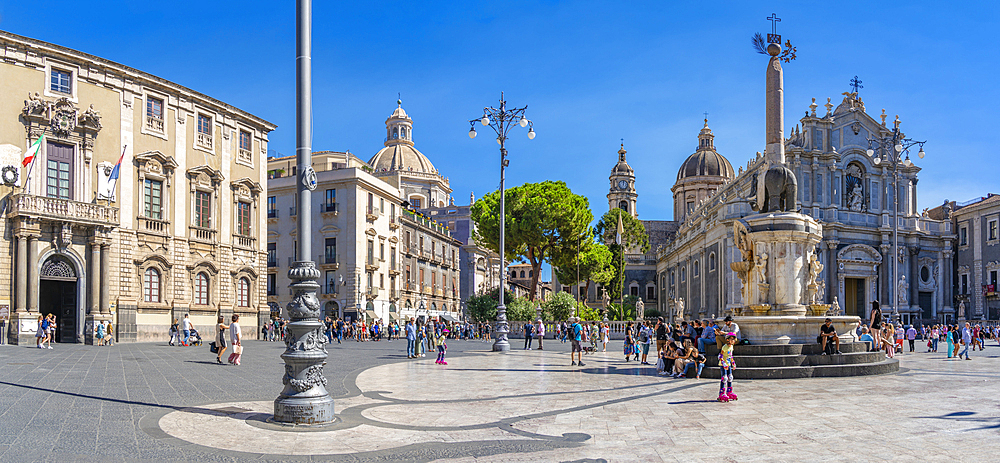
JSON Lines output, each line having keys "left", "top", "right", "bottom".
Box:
{"left": 866, "top": 116, "right": 926, "bottom": 327}
{"left": 468, "top": 92, "right": 534, "bottom": 352}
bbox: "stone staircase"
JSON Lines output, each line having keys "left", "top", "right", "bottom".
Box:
{"left": 699, "top": 342, "right": 898, "bottom": 379}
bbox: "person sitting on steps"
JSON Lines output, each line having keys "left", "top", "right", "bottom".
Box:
{"left": 819, "top": 318, "right": 842, "bottom": 355}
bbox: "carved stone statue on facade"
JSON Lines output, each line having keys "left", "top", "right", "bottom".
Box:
{"left": 675, "top": 297, "right": 685, "bottom": 320}
{"left": 958, "top": 300, "right": 966, "bottom": 319}
{"left": 816, "top": 280, "right": 826, "bottom": 304}
{"left": 897, "top": 275, "right": 909, "bottom": 307}
{"left": 730, "top": 219, "right": 755, "bottom": 307}
{"left": 753, "top": 251, "right": 768, "bottom": 303}
{"left": 849, "top": 185, "right": 864, "bottom": 212}
{"left": 601, "top": 288, "right": 610, "bottom": 309}
{"left": 806, "top": 253, "right": 823, "bottom": 288}
{"left": 22, "top": 92, "right": 45, "bottom": 116}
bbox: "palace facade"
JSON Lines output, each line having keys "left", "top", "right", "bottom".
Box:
{"left": 0, "top": 31, "right": 274, "bottom": 343}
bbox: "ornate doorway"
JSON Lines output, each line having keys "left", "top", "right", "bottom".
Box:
{"left": 837, "top": 244, "right": 881, "bottom": 320}
{"left": 39, "top": 255, "right": 80, "bottom": 343}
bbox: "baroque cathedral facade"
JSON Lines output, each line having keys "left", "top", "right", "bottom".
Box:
{"left": 559, "top": 92, "right": 954, "bottom": 327}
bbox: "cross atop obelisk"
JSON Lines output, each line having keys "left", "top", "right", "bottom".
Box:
{"left": 766, "top": 13, "right": 781, "bottom": 44}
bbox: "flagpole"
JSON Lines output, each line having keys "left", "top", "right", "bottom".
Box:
{"left": 108, "top": 145, "right": 126, "bottom": 201}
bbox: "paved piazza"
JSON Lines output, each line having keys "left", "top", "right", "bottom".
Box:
{"left": 0, "top": 339, "right": 997, "bottom": 462}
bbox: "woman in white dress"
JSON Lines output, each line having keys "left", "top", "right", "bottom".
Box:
{"left": 227, "top": 314, "right": 242, "bottom": 365}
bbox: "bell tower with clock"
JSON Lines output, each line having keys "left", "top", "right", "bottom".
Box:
{"left": 607, "top": 143, "right": 637, "bottom": 218}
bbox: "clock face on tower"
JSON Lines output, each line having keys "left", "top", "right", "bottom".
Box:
{"left": 618, "top": 180, "right": 628, "bottom": 189}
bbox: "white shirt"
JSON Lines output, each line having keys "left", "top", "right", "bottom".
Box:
{"left": 182, "top": 318, "right": 192, "bottom": 330}
{"left": 230, "top": 322, "right": 241, "bottom": 344}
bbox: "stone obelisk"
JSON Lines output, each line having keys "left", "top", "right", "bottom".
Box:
{"left": 764, "top": 41, "right": 784, "bottom": 165}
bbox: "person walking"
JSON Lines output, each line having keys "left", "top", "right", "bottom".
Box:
{"left": 623, "top": 321, "right": 635, "bottom": 362}
{"left": 869, "top": 301, "right": 883, "bottom": 351}
{"left": 169, "top": 318, "right": 179, "bottom": 346}
{"left": 227, "top": 315, "right": 242, "bottom": 365}
{"left": 405, "top": 318, "right": 417, "bottom": 359}
{"left": 958, "top": 322, "right": 973, "bottom": 360}
{"left": 718, "top": 335, "right": 738, "bottom": 402}
{"left": 640, "top": 321, "right": 653, "bottom": 365}
{"left": 570, "top": 317, "right": 584, "bottom": 367}
{"left": 215, "top": 316, "right": 229, "bottom": 365}
{"left": 435, "top": 328, "right": 448, "bottom": 365}
{"left": 181, "top": 314, "right": 193, "bottom": 346}
{"left": 95, "top": 320, "right": 107, "bottom": 346}
{"left": 35, "top": 315, "right": 45, "bottom": 349}
{"left": 945, "top": 325, "right": 955, "bottom": 358}
{"left": 906, "top": 325, "right": 917, "bottom": 352}
{"left": 523, "top": 321, "right": 534, "bottom": 350}
{"left": 536, "top": 319, "right": 545, "bottom": 350}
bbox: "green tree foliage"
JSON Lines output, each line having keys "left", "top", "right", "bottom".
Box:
{"left": 465, "top": 287, "right": 516, "bottom": 322}
{"left": 607, "top": 295, "right": 640, "bottom": 321}
{"left": 552, "top": 233, "right": 615, "bottom": 301}
{"left": 542, "top": 291, "right": 577, "bottom": 321}
{"left": 578, "top": 305, "right": 601, "bottom": 321}
{"left": 471, "top": 181, "right": 593, "bottom": 301}
{"left": 593, "top": 208, "right": 650, "bottom": 300}
{"left": 505, "top": 297, "right": 537, "bottom": 322}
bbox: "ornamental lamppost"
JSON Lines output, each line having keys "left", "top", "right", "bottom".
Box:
{"left": 866, "top": 116, "right": 926, "bottom": 327}
{"left": 273, "top": 0, "right": 336, "bottom": 424}
{"left": 468, "top": 92, "right": 534, "bottom": 352}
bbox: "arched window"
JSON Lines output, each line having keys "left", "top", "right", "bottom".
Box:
{"left": 694, "top": 260, "right": 700, "bottom": 277}
{"left": 619, "top": 200, "right": 628, "bottom": 212}
{"left": 709, "top": 252, "right": 717, "bottom": 272}
{"left": 144, "top": 268, "right": 161, "bottom": 303}
{"left": 528, "top": 270, "right": 533, "bottom": 278}
{"left": 680, "top": 267, "right": 686, "bottom": 282}
{"left": 510, "top": 270, "right": 516, "bottom": 278}
{"left": 194, "top": 272, "right": 209, "bottom": 305}
{"left": 237, "top": 277, "right": 250, "bottom": 307}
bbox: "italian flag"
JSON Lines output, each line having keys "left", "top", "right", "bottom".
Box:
{"left": 23, "top": 134, "right": 44, "bottom": 167}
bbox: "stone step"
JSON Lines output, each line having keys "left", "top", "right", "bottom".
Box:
{"left": 702, "top": 342, "right": 870, "bottom": 357}
{"left": 703, "top": 351, "right": 886, "bottom": 368}
{"left": 701, "top": 358, "right": 899, "bottom": 380}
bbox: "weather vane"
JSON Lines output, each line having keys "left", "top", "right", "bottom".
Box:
{"left": 850, "top": 76, "right": 863, "bottom": 94}
{"left": 752, "top": 14, "right": 797, "bottom": 63}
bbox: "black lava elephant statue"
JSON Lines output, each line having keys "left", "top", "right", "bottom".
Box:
{"left": 750, "top": 164, "right": 798, "bottom": 213}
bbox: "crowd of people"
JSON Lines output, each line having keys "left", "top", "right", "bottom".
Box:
{"left": 858, "top": 320, "right": 998, "bottom": 361}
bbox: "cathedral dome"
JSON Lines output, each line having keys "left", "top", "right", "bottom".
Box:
{"left": 368, "top": 144, "right": 437, "bottom": 173}
{"left": 675, "top": 119, "right": 735, "bottom": 181}
{"left": 366, "top": 100, "right": 438, "bottom": 174}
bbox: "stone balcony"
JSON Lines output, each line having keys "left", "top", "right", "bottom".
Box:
{"left": 7, "top": 194, "right": 120, "bottom": 226}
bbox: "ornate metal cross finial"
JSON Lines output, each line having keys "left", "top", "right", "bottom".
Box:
{"left": 850, "top": 76, "right": 863, "bottom": 94}
{"left": 767, "top": 13, "right": 782, "bottom": 43}
{"left": 703, "top": 111, "right": 709, "bottom": 120}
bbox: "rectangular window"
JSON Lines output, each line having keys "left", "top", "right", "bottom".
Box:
{"left": 50, "top": 69, "right": 72, "bottom": 94}
{"left": 143, "top": 179, "right": 162, "bottom": 219}
{"left": 267, "top": 274, "right": 276, "bottom": 296}
{"left": 961, "top": 227, "right": 968, "bottom": 246}
{"left": 380, "top": 198, "right": 385, "bottom": 213}
{"left": 411, "top": 198, "right": 421, "bottom": 208}
{"left": 646, "top": 286, "right": 655, "bottom": 301}
{"left": 325, "top": 189, "right": 336, "bottom": 212}
{"left": 195, "top": 274, "right": 209, "bottom": 305}
{"left": 267, "top": 242, "right": 277, "bottom": 267}
{"left": 195, "top": 191, "right": 211, "bottom": 228}
{"left": 197, "top": 114, "right": 212, "bottom": 135}
{"left": 380, "top": 274, "right": 384, "bottom": 288}
{"left": 147, "top": 96, "right": 163, "bottom": 120}
{"left": 380, "top": 243, "right": 385, "bottom": 261}
{"left": 45, "top": 142, "right": 73, "bottom": 200}
{"left": 367, "top": 240, "right": 374, "bottom": 265}
{"left": 390, "top": 204, "right": 396, "bottom": 222}
{"left": 390, "top": 247, "right": 396, "bottom": 268}
{"left": 325, "top": 238, "right": 336, "bottom": 263}
{"left": 367, "top": 272, "right": 373, "bottom": 290}
{"left": 991, "top": 271, "right": 998, "bottom": 290}
{"left": 267, "top": 196, "right": 277, "bottom": 218}
{"left": 368, "top": 193, "right": 374, "bottom": 214}
{"left": 239, "top": 130, "right": 252, "bottom": 151}
{"left": 419, "top": 268, "right": 425, "bottom": 287}
{"left": 236, "top": 202, "right": 251, "bottom": 236}
{"left": 961, "top": 274, "right": 969, "bottom": 295}
{"left": 989, "top": 220, "right": 998, "bottom": 241}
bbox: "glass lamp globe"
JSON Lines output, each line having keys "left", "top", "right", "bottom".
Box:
{"left": 468, "top": 127, "right": 477, "bottom": 139}
{"left": 903, "top": 157, "right": 913, "bottom": 167}
{"left": 519, "top": 117, "right": 528, "bottom": 128}
{"left": 527, "top": 128, "right": 536, "bottom": 140}
{"left": 873, "top": 156, "right": 881, "bottom": 165}
{"left": 895, "top": 144, "right": 903, "bottom": 152}
{"left": 496, "top": 137, "right": 501, "bottom": 145}
{"left": 866, "top": 149, "right": 875, "bottom": 156}
{"left": 918, "top": 147, "right": 926, "bottom": 159}
{"left": 481, "top": 116, "right": 489, "bottom": 126}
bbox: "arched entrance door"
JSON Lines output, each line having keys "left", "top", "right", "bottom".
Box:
{"left": 39, "top": 255, "right": 80, "bottom": 343}
{"left": 325, "top": 301, "right": 339, "bottom": 319}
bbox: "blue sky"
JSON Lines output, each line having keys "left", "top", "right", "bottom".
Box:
{"left": 2, "top": 1, "right": 998, "bottom": 223}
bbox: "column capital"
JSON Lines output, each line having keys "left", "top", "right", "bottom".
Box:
{"left": 825, "top": 240, "right": 840, "bottom": 250}
{"left": 880, "top": 244, "right": 893, "bottom": 253}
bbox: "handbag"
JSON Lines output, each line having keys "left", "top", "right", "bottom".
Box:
{"left": 209, "top": 341, "right": 218, "bottom": 354}
{"left": 233, "top": 345, "right": 243, "bottom": 354}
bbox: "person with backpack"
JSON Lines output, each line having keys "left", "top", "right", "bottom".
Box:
{"left": 569, "top": 317, "right": 585, "bottom": 367}
{"left": 639, "top": 321, "right": 653, "bottom": 365}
